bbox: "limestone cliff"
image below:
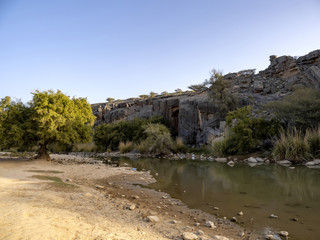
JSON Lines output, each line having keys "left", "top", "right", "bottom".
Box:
{"left": 92, "top": 49, "right": 320, "bottom": 145}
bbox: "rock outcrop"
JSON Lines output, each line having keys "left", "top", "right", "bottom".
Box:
{"left": 92, "top": 50, "right": 320, "bottom": 145}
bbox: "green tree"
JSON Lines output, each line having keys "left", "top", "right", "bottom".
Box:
{"left": 139, "top": 94, "right": 149, "bottom": 99}
{"left": 106, "top": 97, "right": 115, "bottom": 103}
{"left": 265, "top": 88, "right": 320, "bottom": 130}
{"left": 208, "top": 69, "right": 238, "bottom": 119}
{"left": 0, "top": 97, "right": 33, "bottom": 150}
{"left": 149, "top": 91, "right": 157, "bottom": 98}
{"left": 0, "top": 90, "right": 95, "bottom": 160}
{"left": 188, "top": 83, "right": 207, "bottom": 92}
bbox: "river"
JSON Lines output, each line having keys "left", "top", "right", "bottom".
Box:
{"left": 110, "top": 157, "right": 320, "bottom": 240}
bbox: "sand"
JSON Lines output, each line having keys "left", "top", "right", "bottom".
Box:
{"left": 0, "top": 155, "right": 261, "bottom": 240}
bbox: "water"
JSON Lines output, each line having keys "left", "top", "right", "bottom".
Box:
{"left": 110, "top": 157, "right": 320, "bottom": 240}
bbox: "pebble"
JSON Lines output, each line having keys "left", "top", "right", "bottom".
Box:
{"left": 170, "top": 220, "right": 181, "bottom": 224}
{"left": 196, "top": 230, "right": 204, "bottom": 236}
{"left": 237, "top": 211, "right": 243, "bottom": 216}
{"left": 147, "top": 215, "right": 159, "bottom": 222}
{"left": 230, "top": 217, "right": 237, "bottom": 222}
{"left": 95, "top": 185, "right": 104, "bottom": 189}
{"left": 132, "top": 195, "right": 140, "bottom": 199}
{"left": 279, "top": 231, "right": 289, "bottom": 237}
{"left": 290, "top": 217, "right": 299, "bottom": 222}
{"left": 85, "top": 193, "right": 92, "bottom": 197}
{"left": 213, "top": 207, "right": 219, "bottom": 210}
{"left": 205, "top": 221, "right": 216, "bottom": 228}
{"left": 269, "top": 214, "right": 278, "bottom": 219}
{"left": 129, "top": 204, "right": 136, "bottom": 210}
{"left": 212, "top": 236, "right": 229, "bottom": 240}
{"left": 265, "top": 235, "right": 275, "bottom": 240}
{"left": 194, "top": 222, "right": 200, "bottom": 226}
{"left": 182, "top": 232, "right": 198, "bottom": 240}
{"left": 238, "top": 231, "right": 245, "bottom": 237}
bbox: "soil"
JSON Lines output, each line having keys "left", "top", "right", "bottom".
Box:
{"left": 0, "top": 155, "right": 262, "bottom": 240}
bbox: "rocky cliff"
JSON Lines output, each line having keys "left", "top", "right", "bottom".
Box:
{"left": 92, "top": 49, "right": 320, "bottom": 145}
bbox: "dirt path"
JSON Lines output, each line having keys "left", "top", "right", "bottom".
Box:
{"left": 0, "top": 156, "right": 261, "bottom": 240}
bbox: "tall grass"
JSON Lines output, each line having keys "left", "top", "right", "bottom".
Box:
{"left": 174, "top": 137, "right": 187, "bottom": 153}
{"left": 72, "top": 142, "right": 97, "bottom": 152}
{"left": 119, "top": 141, "right": 134, "bottom": 153}
{"left": 305, "top": 127, "right": 320, "bottom": 158}
{"left": 272, "top": 128, "right": 311, "bottom": 162}
{"left": 211, "top": 138, "right": 228, "bottom": 157}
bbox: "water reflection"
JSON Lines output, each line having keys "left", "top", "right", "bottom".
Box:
{"left": 113, "top": 157, "right": 320, "bottom": 240}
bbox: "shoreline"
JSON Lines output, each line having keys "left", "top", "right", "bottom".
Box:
{"left": 0, "top": 155, "right": 263, "bottom": 240}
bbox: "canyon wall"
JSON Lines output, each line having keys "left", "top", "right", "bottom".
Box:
{"left": 92, "top": 49, "right": 320, "bottom": 145}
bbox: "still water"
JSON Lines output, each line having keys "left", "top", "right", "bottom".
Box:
{"left": 111, "top": 157, "right": 320, "bottom": 240}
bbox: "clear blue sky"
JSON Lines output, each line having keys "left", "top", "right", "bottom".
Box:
{"left": 1, "top": 0, "right": 319, "bottom": 104}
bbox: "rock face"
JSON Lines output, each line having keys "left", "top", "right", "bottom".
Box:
{"left": 92, "top": 50, "right": 320, "bottom": 145}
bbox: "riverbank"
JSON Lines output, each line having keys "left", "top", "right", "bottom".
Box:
{"left": 0, "top": 155, "right": 262, "bottom": 240}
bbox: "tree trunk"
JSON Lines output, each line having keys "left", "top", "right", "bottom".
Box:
{"left": 36, "top": 143, "right": 51, "bottom": 161}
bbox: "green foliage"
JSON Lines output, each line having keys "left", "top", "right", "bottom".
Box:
{"left": 208, "top": 70, "right": 238, "bottom": 118}
{"left": 175, "top": 88, "right": 183, "bottom": 94}
{"left": 0, "top": 90, "right": 95, "bottom": 159}
{"left": 72, "top": 142, "right": 97, "bottom": 152}
{"left": 211, "top": 139, "right": 228, "bottom": 157}
{"left": 0, "top": 98, "right": 34, "bottom": 150}
{"left": 272, "top": 128, "right": 311, "bottom": 162}
{"left": 265, "top": 88, "right": 320, "bottom": 130}
{"left": 139, "top": 123, "right": 174, "bottom": 155}
{"left": 212, "top": 106, "right": 280, "bottom": 155}
{"left": 188, "top": 83, "right": 207, "bottom": 92}
{"left": 139, "top": 94, "right": 149, "bottom": 99}
{"left": 149, "top": 92, "right": 157, "bottom": 98}
{"left": 106, "top": 97, "right": 115, "bottom": 103}
{"left": 93, "top": 116, "right": 164, "bottom": 151}
{"left": 161, "top": 91, "right": 169, "bottom": 96}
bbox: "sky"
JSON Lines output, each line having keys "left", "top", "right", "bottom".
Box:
{"left": 0, "top": 0, "right": 320, "bottom": 104}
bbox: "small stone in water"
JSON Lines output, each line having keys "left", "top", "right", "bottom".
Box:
{"left": 231, "top": 217, "right": 237, "bottom": 222}
{"left": 237, "top": 211, "right": 243, "bottom": 216}
{"left": 290, "top": 217, "right": 298, "bottom": 222}
{"left": 279, "top": 231, "right": 289, "bottom": 237}
{"left": 269, "top": 214, "right": 278, "bottom": 219}
{"left": 213, "top": 207, "right": 219, "bottom": 210}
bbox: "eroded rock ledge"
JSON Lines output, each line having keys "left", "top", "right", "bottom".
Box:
{"left": 92, "top": 50, "right": 320, "bottom": 145}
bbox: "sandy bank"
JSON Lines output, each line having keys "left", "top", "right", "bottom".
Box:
{"left": 0, "top": 155, "right": 261, "bottom": 240}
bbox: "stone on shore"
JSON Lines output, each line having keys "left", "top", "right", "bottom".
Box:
{"left": 182, "top": 232, "right": 198, "bottom": 240}
{"left": 147, "top": 215, "right": 159, "bottom": 222}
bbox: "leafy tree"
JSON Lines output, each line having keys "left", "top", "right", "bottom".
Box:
{"left": 149, "top": 91, "right": 157, "bottom": 98}
{"left": 161, "top": 91, "right": 169, "bottom": 96}
{"left": 208, "top": 69, "right": 238, "bottom": 119}
{"left": 0, "top": 98, "right": 33, "bottom": 150}
{"left": 188, "top": 83, "right": 207, "bottom": 92}
{"left": 0, "top": 90, "right": 95, "bottom": 160}
{"left": 175, "top": 88, "right": 183, "bottom": 94}
{"left": 139, "top": 94, "right": 149, "bottom": 99}
{"left": 106, "top": 97, "right": 115, "bottom": 103}
{"left": 265, "top": 88, "right": 320, "bottom": 130}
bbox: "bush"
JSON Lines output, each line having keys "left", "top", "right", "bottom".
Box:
{"left": 221, "top": 106, "right": 280, "bottom": 155}
{"left": 265, "top": 88, "right": 320, "bottom": 130}
{"left": 139, "top": 123, "right": 174, "bottom": 155}
{"left": 211, "top": 138, "right": 228, "bottom": 157}
{"left": 119, "top": 141, "right": 134, "bottom": 153}
{"left": 93, "top": 117, "right": 164, "bottom": 151}
{"left": 272, "top": 128, "right": 311, "bottom": 162}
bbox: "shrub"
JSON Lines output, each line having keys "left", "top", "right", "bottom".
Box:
{"left": 265, "top": 88, "right": 320, "bottom": 130}
{"left": 119, "top": 141, "right": 134, "bottom": 153}
{"left": 222, "top": 106, "right": 280, "bottom": 155}
{"left": 139, "top": 123, "right": 174, "bottom": 155}
{"left": 211, "top": 138, "right": 228, "bottom": 157}
{"left": 272, "top": 128, "right": 311, "bottom": 162}
{"left": 93, "top": 117, "right": 165, "bottom": 151}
